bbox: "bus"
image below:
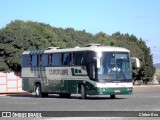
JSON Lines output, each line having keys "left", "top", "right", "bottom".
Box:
{"left": 22, "top": 44, "right": 140, "bottom": 99}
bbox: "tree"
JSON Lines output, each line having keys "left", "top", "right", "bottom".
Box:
{"left": 0, "top": 20, "right": 65, "bottom": 71}
{"left": 111, "top": 32, "right": 155, "bottom": 83}
{"left": 0, "top": 20, "right": 155, "bottom": 84}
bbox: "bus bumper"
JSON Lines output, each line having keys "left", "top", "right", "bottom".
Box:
{"left": 87, "top": 87, "right": 133, "bottom": 95}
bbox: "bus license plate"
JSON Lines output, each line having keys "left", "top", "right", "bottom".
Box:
{"left": 114, "top": 90, "right": 120, "bottom": 93}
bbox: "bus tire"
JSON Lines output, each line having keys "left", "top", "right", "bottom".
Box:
{"left": 81, "top": 84, "right": 86, "bottom": 99}
{"left": 35, "top": 84, "right": 42, "bottom": 97}
{"left": 110, "top": 95, "right": 115, "bottom": 99}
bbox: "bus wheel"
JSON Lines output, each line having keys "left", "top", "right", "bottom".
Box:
{"left": 110, "top": 95, "right": 115, "bottom": 99}
{"left": 81, "top": 84, "right": 86, "bottom": 99}
{"left": 35, "top": 84, "right": 42, "bottom": 97}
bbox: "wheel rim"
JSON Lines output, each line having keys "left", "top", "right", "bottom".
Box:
{"left": 36, "top": 86, "right": 39, "bottom": 96}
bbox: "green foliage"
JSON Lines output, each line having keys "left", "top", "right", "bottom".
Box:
{"left": 111, "top": 32, "right": 155, "bottom": 83}
{"left": 0, "top": 20, "right": 155, "bottom": 83}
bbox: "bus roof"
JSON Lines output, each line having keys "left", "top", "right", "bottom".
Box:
{"left": 22, "top": 45, "right": 130, "bottom": 55}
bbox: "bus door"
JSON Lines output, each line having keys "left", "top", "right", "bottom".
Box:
{"left": 85, "top": 51, "right": 98, "bottom": 92}
{"left": 86, "top": 51, "right": 97, "bottom": 81}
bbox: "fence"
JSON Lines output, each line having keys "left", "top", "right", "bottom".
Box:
{"left": 0, "top": 72, "right": 27, "bottom": 94}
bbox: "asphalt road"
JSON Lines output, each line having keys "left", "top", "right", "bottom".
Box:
{"left": 0, "top": 85, "right": 160, "bottom": 119}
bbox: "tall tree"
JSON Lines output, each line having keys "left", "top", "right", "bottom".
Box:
{"left": 0, "top": 20, "right": 155, "bottom": 84}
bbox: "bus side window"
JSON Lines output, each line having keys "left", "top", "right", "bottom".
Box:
{"left": 75, "top": 52, "right": 85, "bottom": 65}
{"left": 22, "top": 55, "right": 30, "bottom": 67}
{"left": 49, "top": 54, "right": 52, "bottom": 66}
{"left": 61, "top": 53, "right": 64, "bottom": 66}
{"left": 52, "top": 53, "right": 61, "bottom": 66}
{"left": 32, "top": 55, "right": 38, "bottom": 67}
{"left": 63, "top": 53, "right": 71, "bottom": 66}
{"left": 42, "top": 54, "right": 49, "bottom": 67}
{"left": 39, "top": 55, "right": 42, "bottom": 66}
{"left": 29, "top": 55, "right": 32, "bottom": 67}
{"left": 72, "top": 52, "right": 76, "bottom": 65}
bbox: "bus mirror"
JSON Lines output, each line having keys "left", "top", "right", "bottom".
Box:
{"left": 132, "top": 57, "right": 140, "bottom": 68}
{"left": 136, "top": 58, "right": 140, "bottom": 68}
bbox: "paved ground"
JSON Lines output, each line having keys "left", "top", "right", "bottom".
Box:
{"left": 0, "top": 85, "right": 160, "bottom": 119}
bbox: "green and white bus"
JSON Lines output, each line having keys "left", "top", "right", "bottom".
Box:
{"left": 22, "top": 44, "right": 140, "bottom": 99}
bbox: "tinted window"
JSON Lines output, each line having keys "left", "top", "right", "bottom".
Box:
{"left": 98, "top": 52, "right": 132, "bottom": 81}
{"left": 86, "top": 51, "right": 96, "bottom": 63}
{"left": 49, "top": 54, "right": 52, "bottom": 66}
{"left": 22, "top": 55, "right": 30, "bottom": 67}
{"left": 52, "top": 53, "right": 61, "bottom": 66}
{"left": 73, "top": 52, "right": 85, "bottom": 65}
{"left": 63, "top": 53, "right": 71, "bottom": 66}
{"left": 42, "top": 54, "right": 49, "bottom": 67}
{"left": 39, "top": 55, "right": 42, "bottom": 66}
{"left": 32, "top": 55, "right": 38, "bottom": 67}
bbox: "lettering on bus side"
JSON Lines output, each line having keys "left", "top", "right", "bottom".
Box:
{"left": 49, "top": 69, "right": 68, "bottom": 75}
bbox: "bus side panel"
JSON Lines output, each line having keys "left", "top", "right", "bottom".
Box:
{"left": 40, "top": 82, "right": 50, "bottom": 93}
{"left": 86, "top": 82, "right": 133, "bottom": 95}
{"left": 67, "top": 80, "right": 80, "bottom": 94}
{"left": 85, "top": 81, "right": 97, "bottom": 95}
{"left": 22, "top": 77, "right": 36, "bottom": 93}
{"left": 22, "top": 78, "right": 29, "bottom": 91}
{"left": 47, "top": 80, "right": 68, "bottom": 93}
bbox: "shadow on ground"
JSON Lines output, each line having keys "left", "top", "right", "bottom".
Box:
{"left": 6, "top": 93, "right": 126, "bottom": 100}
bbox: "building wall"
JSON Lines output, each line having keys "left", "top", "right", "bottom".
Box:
{"left": 0, "top": 72, "right": 26, "bottom": 94}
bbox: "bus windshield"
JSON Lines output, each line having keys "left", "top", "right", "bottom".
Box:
{"left": 98, "top": 52, "right": 132, "bottom": 82}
